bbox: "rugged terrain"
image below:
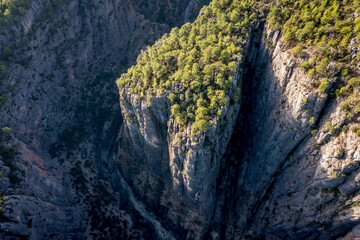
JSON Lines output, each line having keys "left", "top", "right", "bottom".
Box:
{"left": 0, "top": 0, "right": 360, "bottom": 239}
{"left": 0, "top": 0, "right": 210, "bottom": 239}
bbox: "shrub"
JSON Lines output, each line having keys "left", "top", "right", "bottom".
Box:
{"left": 355, "top": 104, "right": 360, "bottom": 114}
{"left": 327, "top": 122, "right": 335, "bottom": 133}
{"left": 318, "top": 80, "right": 329, "bottom": 93}
{"left": 168, "top": 93, "right": 177, "bottom": 103}
{"left": 171, "top": 103, "right": 180, "bottom": 113}
{"left": 337, "top": 85, "right": 352, "bottom": 97}
{"left": 233, "top": 95, "right": 239, "bottom": 103}
{"left": 308, "top": 69, "right": 317, "bottom": 77}
{"left": 341, "top": 68, "right": 349, "bottom": 77}
{"left": 308, "top": 117, "right": 315, "bottom": 125}
{"left": 191, "top": 119, "right": 209, "bottom": 133}
{"left": 299, "top": 61, "right": 311, "bottom": 72}
{"left": 311, "top": 129, "right": 318, "bottom": 135}
{"left": 308, "top": 57, "right": 317, "bottom": 65}
{"left": 348, "top": 78, "right": 359, "bottom": 87}
{"left": 1, "top": 127, "right": 11, "bottom": 134}
{"left": 315, "top": 58, "right": 329, "bottom": 75}
{"left": 292, "top": 46, "right": 304, "bottom": 58}
{"left": 339, "top": 148, "right": 345, "bottom": 156}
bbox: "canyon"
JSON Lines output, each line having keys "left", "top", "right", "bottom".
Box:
{"left": 0, "top": 0, "right": 360, "bottom": 239}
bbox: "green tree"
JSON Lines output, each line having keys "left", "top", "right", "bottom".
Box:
{"left": 191, "top": 119, "right": 209, "bottom": 133}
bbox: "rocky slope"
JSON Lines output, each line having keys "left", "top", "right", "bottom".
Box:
{"left": 1, "top": 0, "right": 360, "bottom": 239}
{"left": 0, "top": 0, "right": 209, "bottom": 239}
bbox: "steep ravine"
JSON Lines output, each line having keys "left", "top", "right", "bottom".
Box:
{"left": 215, "top": 26, "right": 360, "bottom": 239}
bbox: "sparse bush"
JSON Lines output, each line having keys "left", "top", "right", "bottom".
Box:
{"left": 1, "top": 127, "right": 11, "bottom": 134}
{"left": 348, "top": 78, "right": 359, "bottom": 87}
{"left": 318, "top": 80, "right": 329, "bottom": 93}
{"left": 191, "top": 119, "right": 209, "bottom": 133}
{"left": 168, "top": 93, "right": 177, "bottom": 103}
{"left": 311, "top": 129, "right": 318, "bottom": 135}
{"left": 292, "top": 46, "right": 304, "bottom": 58}
{"left": 308, "top": 117, "right": 315, "bottom": 125}
{"left": 354, "top": 104, "right": 360, "bottom": 114}
{"left": 327, "top": 122, "right": 335, "bottom": 133}
{"left": 315, "top": 58, "right": 329, "bottom": 75}
{"left": 299, "top": 61, "right": 311, "bottom": 72}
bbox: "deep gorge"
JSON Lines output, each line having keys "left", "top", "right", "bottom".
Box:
{"left": 0, "top": 0, "right": 360, "bottom": 239}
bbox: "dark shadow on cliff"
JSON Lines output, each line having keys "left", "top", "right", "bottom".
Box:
{"left": 205, "top": 25, "right": 360, "bottom": 239}
{"left": 202, "top": 23, "right": 354, "bottom": 239}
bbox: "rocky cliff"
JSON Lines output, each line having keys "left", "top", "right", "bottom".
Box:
{"left": 215, "top": 24, "right": 360, "bottom": 240}
{"left": 117, "top": 45, "right": 242, "bottom": 239}
{"left": 1, "top": 0, "right": 360, "bottom": 239}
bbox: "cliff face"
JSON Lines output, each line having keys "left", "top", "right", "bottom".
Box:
{"left": 116, "top": 19, "right": 360, "bottom": 240}
{"left": 1, "top": 0, "right": 360, "bottom": 240}
{"left": 220, "top": 27, "right": 360, "bottom": 240}
{"left": 117, "top": 45, "right": 243, "bottom": 239}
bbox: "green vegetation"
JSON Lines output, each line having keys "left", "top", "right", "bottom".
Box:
{"left": 0, "top": 0, "right": 70, "bottom": 105}
{"left": 308, "top": 116, "right": 315, "bottom": 125}
{"left": 0, "top": 195, "right": 5, "bottom": 219}
{"left": 1, "top": 127, "right": 11, "bottom": 134}
{"left": 0, "top": 0, "right": 32, "bottom": 91}
{"left": 339, "top": 147, "right": 346, "bottom": 156}
{"left": 327, "top": 122, "right": 335, "bottom": 133}
{"left": 311, "top": 129, "right": 318, "bottom": 135}
{"left": 299, "top": 61, "right": 311, "bottom": 72}
{"left": 318, "top": 79, "right": 330, "bottom": 93}
{"left": 268, "top": 0, "right": 360, "bottom": 117}
{"left": 117, "top": 0, "right": 259, "bottom": 134}
{"left": 118, "top": 0, "right": 360, "bottom": 136}
{"left": 0, "top": 0, "right": 30, "bottom": 27}
{"left": 0, "top": 0, "right": 67, "bottom": 28}
{"left": 291, "top": 46, "right": 304, "bottom": 58}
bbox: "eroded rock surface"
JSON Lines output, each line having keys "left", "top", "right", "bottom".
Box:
{"left": 0, "top": 0, "right": 208, "bottom": 239}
